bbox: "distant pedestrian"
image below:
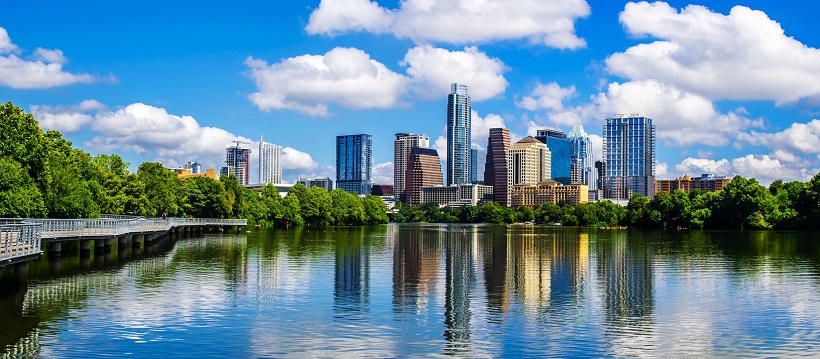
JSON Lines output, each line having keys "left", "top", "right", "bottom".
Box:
{"left": 162, "top": 212, "right": 167, "bottom": 220}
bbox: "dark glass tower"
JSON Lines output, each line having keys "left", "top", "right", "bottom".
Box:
{"left": 447, "top": 83, "right": 471, "bottom": 185}
{"left": 602, "top": 115, "right": 656, "bottom": 199}
{"left": 484, "top": 127, "right": 510, "bottom": 206}
{"left": 336, "top": 134, "right": 372, "bottom": 195}
{"left": 535, "top": 129, "right": 572, "bottom": 184}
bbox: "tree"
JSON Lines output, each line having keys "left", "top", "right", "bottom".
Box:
{"left": 626, "top": 194, "right": 652, "bottom": 227}
{"left": 138, "top": 162, "right": 183, "bottom": 216}
{"left": 796, "top": 173, "right": 820, "bottom": 229}
{"left": 184, "top": 176, "right": 230, "bottom": 218}
{"left": 0, "top": 102, "right": 49, "bottom": 191}
{"left": 713, "top": 176, "right": 777, "bottom": 229}
{"left": 363, "top": 195, "right": 389, "bottom": 224}
{"left": 0, "top": 157, "right": 47, "bottom": 217}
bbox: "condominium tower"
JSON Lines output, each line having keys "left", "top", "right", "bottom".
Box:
{"left": 484, "top": 128, "right": 511, "bottom": 206}
{"left": 405, "top": 147, "right": 443, "bottom": 205}
{"left": 447, "top": 83, "right": 471, "bottom": 185}
{"left": 223, "top": 143, "right": 251, "bottom": 185}
{"left": 336, "top": 134, "right": 372, "bottom": 195}
{"left": 568, "top": 124, "right": 594, "bottom": 189}
{"left": 394, "top": 133, "right": 430, "bottom": 202}
{"left": 258, "top": 136, "right": 282, "bottom": 184}
{"left": 508, "top": 136, "right": 551, "bottom": 186}
{"left": 602, "top": 114, "right": 656, "bottom": 199}
{"left": 535, "top": 129, "right": 571, "bottom": 184}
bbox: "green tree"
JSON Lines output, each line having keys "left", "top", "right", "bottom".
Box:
{"left": 184, "top": 176, "right": 230, "bottom": 218}
{"left": 0, "top": 102, "right": 49, "bottom": 191}
{"left": 713, "top": 176, "right": 777, "bottom": 229}
{"left": 796, "top": 173, "right": 820, "bottom": 229}
{"left": 0, "top": 157, "right": 47, "bottom": 217}
{"left": 363, "top": 195, "right": 389, "bottom": 224}
{"left": 138, "top": 162, "right": 183, "bottom": 216}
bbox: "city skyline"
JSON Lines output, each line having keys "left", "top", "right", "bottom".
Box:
{"left": 1, "top": 1, "right": 819, "bottom": 186}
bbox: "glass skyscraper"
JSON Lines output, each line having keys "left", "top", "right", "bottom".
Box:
{"left": 336, "top": 134, "right": 372, "bottom": 195}
{"left": 447, "top": 83, "right": 471, "bottom": 185}
{"left": 568, "top": 124, "right": 594, "bottom": 189}
{"left": 535, "top": 129, "right": 572, "bottom": 184}
{"left": 224, "top": 143, "right": 251, "bottom": 185}
{"left": 602, "top": 114, "right": 656, "bottom": 199}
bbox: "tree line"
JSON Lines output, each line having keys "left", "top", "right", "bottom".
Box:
{"left": 391, "top": 173, "right": 820, "bottom": 230}
{"left": 0, "top": 102, "right": 388, "bottom": 226}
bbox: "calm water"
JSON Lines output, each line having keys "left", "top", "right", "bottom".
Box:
{"left": 1, "top": 224, "right": 819, "bottom": 358}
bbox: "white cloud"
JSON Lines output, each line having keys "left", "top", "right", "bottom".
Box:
{"left": 672, "top": 155, "right": 815, "bottom": 185}
{"left": 656, "top": 162, "right": 668, "bottom": 177}
{"left": 281, "top": 147, "right": 319, "bottom": 171}
{"left": 0, "top": 26, "right": 99, "bottom": 89}
{"left": 403, "top": 45, "right": 507, "bottom": 101}
{"left": 306, "top": 0, "right": 591, "bottom": 49}
{"left": 516, "top": 82, "right": 576, "bottom": 111}
{"left": 471, "top": 110, "right": 506, "bottom": 150}
{"left": 30, "top": 100, "right": 107, "bottom": 133}
{"left": 589, "top": 134, "right": 603, "bottom": 164}
{"left": 736, "top": 119, "right": 820, "bottom": 155}
{"left": 372, "top": 161, "right": 393, "bottom": 184}
{"left": 244, "top": 47, "right": 408, "bottom": 116}
{"left": 607, "top": 2, "right": 820, "bottom": 104}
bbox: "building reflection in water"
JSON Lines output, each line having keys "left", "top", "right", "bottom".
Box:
{"left": 443, "top": 226, "right": 476, "bottom": 355}
{"left": 480, "top": 226, "right": 509, "bottom": 323}
{"left": 392, "top": 226, "right": 441, "bottom": 319}
{"left": 334, "top": 229, "right": 370, "bottom": 320}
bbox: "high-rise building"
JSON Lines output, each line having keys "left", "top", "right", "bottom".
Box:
{"left": 336, "top": 134, "right": 372, "bottom": 195}
{"left": 405, "top": 147, "right": 443, "bottom": 205}
{"left": 225, "top": 144, "right": 251, "bottom": 185}
{"left": 447, "top": 83, "right": 471, "bottom": 185}
{"left": 568, "top": 124, "right": 594, "bottom": 189}
{"left": 394, "top": 133, "right": 430, "bottom": 202}
{"left": 183, "top": 161, "right": 201, "bottom": 174}
{"left": 259, "top": 136, "right": 282, "bottom": 184}
{"left": 485, "top": 128, "right": 511, "bottom": 206}
{"left": 595, "top": 160, "right": 606, "bottom": 190}
{"left": 296, "top": 177, "right": 334, "bottom": 192}
{"left": 602, "top": 114, "right": 656, "bottom": 199}
{"left": 508, "top": 136, "right": 551, "bottom": 187}
{"left": 535, "top": 129, "right": 572, "bottom": 184}
{"left": 469, "top": 148, "right": 479, "bottom": 183}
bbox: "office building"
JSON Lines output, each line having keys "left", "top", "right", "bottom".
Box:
{"left": 568, "top": 124, "right": 594, "bottom": 189}
{"left": 469, "top": 148, "right": 479, "bottom": 183}
{"left": 447, "top": 83, "right": 471, "bottom": 185}
{"left": 336, "top": 134, "right": 372, "bottom": 195}
{"left": 259, "top": 136, "right": 282, "bottom": 184}
{"left": 602, "top": 114, "right": 656, "bottom": 199}
{"left": 183, "top": 161, "right": 201, "bottom": 174}
{"left": 225, "top": 144, "right": 251, "bottom": 185}
{"left": 296, "top": 177, "right": 334, "bottom": 192}
{"left": 421, "top": 184, "right": 493, "bottom": 207}
{"left": 510, "top": 180, "right": 589, "bottom": 208}
{"left": 394, "top": 133, "right": 430, "bottom": 202}
{"left": 656, "top": 174, "right": 731, "bottom": 194}
{"left": 371, "top": 184, "right": 394, "bottom": 197}
{"left": 535, "top": 129, "right": 572, "bottom": 184}
{"left": 508, "top": 136, "right": 551, "bottom": 187}
{"left": 406, "top": 147, "right": 444, "bottom": 205}
{"left": 485, "top": 128, "right": 511, "bottom": 206}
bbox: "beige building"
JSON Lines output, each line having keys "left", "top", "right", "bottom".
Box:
{"left": 656, "top": 174, "right": 731, "bottom": 194}
{"left": 406, "top": 147, "right": 443, "bottom": 205}
{"left": 510, "top": 180, "right": 589, "bottom": 208}
{"left": 421, "top": 184, "right": 493, "bottom": 207}
{"left": 394, "top": 133, "right": 430, "bottom": 202}
{"left": 508, "top": 136, "right": 551, "bottom": 189}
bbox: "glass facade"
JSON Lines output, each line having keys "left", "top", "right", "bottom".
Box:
{"left": 602, "top": 115, "right": 656, "bottom": 199}
{"left": 535, "top": 130, "right": 571, "bottom": 184}
{"left": 447, "top": 83, "right": 471, "bottom": 185}
{"left": 568, "top": 124, "right": 594, "bottom": 189}
{"left": 336, "top": 134, "right": 372, "bottom": 195}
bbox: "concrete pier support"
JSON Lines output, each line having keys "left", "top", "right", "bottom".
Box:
{"left": 132, "top": 234, "right": 143, "bottom": 249}
{"left": 80, "top": 240, "right": 91, "bottom": 253}
{"left": 94, "top": 239, "right": 106, "bottom": 253}
{"left": 118, "top": 235, "right": 128, "bottom": 247}
{"left": 48, "top": 242, "right": 62, "bottom": 258}
{"left": 14, "top": 262, "right": 27, "bottom": 278}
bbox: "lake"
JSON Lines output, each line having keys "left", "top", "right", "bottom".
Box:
{"left": 1, "top": 224, "right": 819, "bottom": 358}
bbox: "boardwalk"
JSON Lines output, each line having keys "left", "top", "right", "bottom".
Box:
{"left": 0, "top": 216, "right": 247, "bottom": 268}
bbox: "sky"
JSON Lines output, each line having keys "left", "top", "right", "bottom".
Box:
{"left": 1, "top": 0, "right": 819, "bottom": 186}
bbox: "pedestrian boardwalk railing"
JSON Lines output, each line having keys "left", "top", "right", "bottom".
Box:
{"left": 0, "top": 222, "right": 42, "bottom": 266}
{"left": 0, "top": 217, "right": 247, "bottom": 266}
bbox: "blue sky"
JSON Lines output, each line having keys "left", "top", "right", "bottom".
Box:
{"left": 1, "top": 0, "right": 819, "bottom": 186}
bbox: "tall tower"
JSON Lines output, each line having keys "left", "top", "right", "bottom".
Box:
{"left": 259, "top": 136, "right": 282, "bottom": 184}
{"left": 485, "top": 128, "right": 510, "bottom": 206}
{"left": 508, "top": 136, "right": 551, "bottom": 186}
{"left": 405, "top": 147, "right": 443, "bottom": 205}
{"left": 602, "top": 114, "right": 656, "bottom": 199}
{"left": 568, "top": 124, "right": 594, "bottom": 189}
{"left": 447, "top": 83, "right": 471, "bottom": 185}
{"left": 394, "top": 133, "right": 430, "bottom": 202}
{"left": 225, "top": 143, "right": 251, "bottom": 185}
{"left": 336, "top": 134, "right": 373, "bottom": 195}
{"left": 535, "top": 129, "right": 572, "bottom": 184}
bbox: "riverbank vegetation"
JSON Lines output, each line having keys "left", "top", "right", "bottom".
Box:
{"left": 0, "top": 102, "right": 387, "bottom": 227}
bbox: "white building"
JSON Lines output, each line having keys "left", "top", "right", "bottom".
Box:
{"left": 259, "top": 136, "right": 282, "bottom": 184}
{"left": 421, "top": 184, "right": 493, "bottom": 207}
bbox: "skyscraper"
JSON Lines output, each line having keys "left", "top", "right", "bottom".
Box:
{"left": 535, "top": 129, "right": 571, "bottom": 184}
{"left": 225, "top": 143, "right": 251, "bottom": 185}
{"left": 336, "top": 134, "right": 372, "bottom": 195}
{"left": 259, "top": 136, "right": 282, "bottom": 184}
{"left": 447, "top": 83, "right": 471, "bottom": 185}
{"left": 602, "top": 114, "right": 656, "bottom": 199}
{"left": 485, "top": 128, "right": 510, "bottom": 206}
{"left": 469, "top": 148, "right": 479, "bottom": 183}
{"left": 508, "top": 136, "right": 551, "bottom": 186}
{"left": 394, "top": 133, "right": 430, "bottom": 202}
{"left": 405, "top": 147, "right": 443, "bottom": 205}
{"left": 568, "top": 124, "right": 594, "bottom": 189}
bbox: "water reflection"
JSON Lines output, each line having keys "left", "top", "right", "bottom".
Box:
{"left": 0, "top": 226, "right": 819, "bottom": 358}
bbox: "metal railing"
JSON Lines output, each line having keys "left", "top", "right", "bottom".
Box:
{"left": 0, "top": 222, "right": 42, "bottom": 265}
{"left": 4, "top": 217, "right": 247, "bottom": 240}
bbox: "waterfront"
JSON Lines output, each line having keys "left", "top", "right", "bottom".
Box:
{"left": 1, "top": 224, "right": 819, "bottom": 358}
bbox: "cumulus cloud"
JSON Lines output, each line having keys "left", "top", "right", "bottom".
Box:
{"left": 0, "top": 26, "right": 99, "bottom": 89}
{"left": 607, "top": 2, "right": 820, "bottom": 104}
{"left": 516, "top": 82, "right": 576, "bottom": 111}
{"left": 673, "top": 155, "right": 815, "bottom": 185}
{"left": 306, "top": 0, "right": 591, "bottom": 49}
{"left": 471, "top": 110, "right": 506, "bottom": 150}
{"left": 245, "top": 46, "right": 508, "bottom": 115}
{"left": 372, "top": 161, "right": 393, "bottom": 184}
{"left": 281, "top": 147, "right": 319, "bottom": 171}
{"left": 403, "top": 45, "right": 507, "bottom": 101}
{"left": 31, "top": 100, "right": 107, "bottom": 133}
{"left": 736, "top": 119, "right": 820, "bottom": 155}
{"left": 244, "top": 47, "right": 408, "bottom": 116}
